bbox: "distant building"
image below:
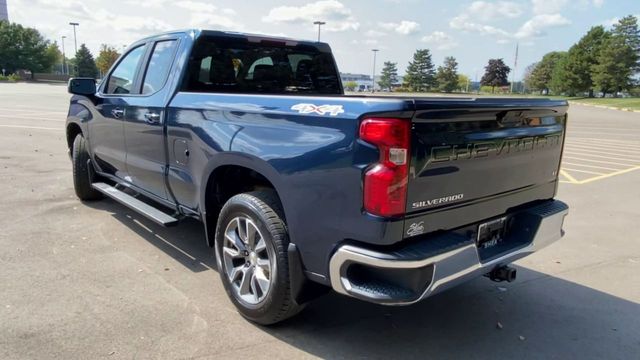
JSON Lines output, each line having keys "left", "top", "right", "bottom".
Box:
{"left": 340, "top": 73, "right": 374, "bottom": 92}
{"left": 0, "top": 0, "right": 8, "bottom": 21}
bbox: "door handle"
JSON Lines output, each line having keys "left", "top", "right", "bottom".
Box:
{"left": 111, "top": 108, "right": 124, "bottom": 118}
{"left": 144, "top": 112, "right": 161, "bottom": 124}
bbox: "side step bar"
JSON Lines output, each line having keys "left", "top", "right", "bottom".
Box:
{"left": 91, "top": 182, "right": 179, "bottom": 227}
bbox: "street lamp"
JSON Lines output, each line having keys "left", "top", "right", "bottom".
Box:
{"left": 313, "top": 21, "right": 326, "bottom": 42}
{"left": 371, "top": 49, "right": 379, "bottom": 93}
{"left": 61, "top": 36, "right": 67, "bottom": 75}
{"left": 69, "top": 22, "right": 79, "bottom": 54}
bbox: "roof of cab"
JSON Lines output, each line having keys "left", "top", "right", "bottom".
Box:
{"left": 133, "top": 29, "right": 328, "bottom": 48}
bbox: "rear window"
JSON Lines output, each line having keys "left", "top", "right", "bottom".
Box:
{"left": 183, "top": 36, "right": 341, "bottom": 95}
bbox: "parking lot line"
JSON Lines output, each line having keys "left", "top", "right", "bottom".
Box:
{"left": 570, "top": 137, "right": 640, "bottom": 146}
{"left": 562, "top": 151, "right": 640, "bottom": 162}
{"left": 567, "top": 139, "right": 640, "bottom": 149}
{"left": 562, "top": 156, "right": 638, "bottom": 167}
{"left": 559, "top": 169, "right": 579, "bottom": 184}
{"left": 578, "top": 165, "right": 640, "bottom": 185}
{"left": 0, "top": 124, "right": 62, "bottom": 131}
{"left": 565, "top": 144, "right": 640, "bottom": 156}
{"left": 561, "top": 162, "right": 624, "bottom": 171}
{"left": 562, "top": 168, "right": 606, "bottom": 175}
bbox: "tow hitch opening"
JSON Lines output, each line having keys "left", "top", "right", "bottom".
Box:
{"left": 488, "top": 265, "right": 517, "bottom": 282}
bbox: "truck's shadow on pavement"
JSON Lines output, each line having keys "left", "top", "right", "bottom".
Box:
{"left": 88, "top": 199, "right": 640, "bottom": 359}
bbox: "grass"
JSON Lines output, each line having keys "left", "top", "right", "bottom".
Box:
{"left": 565, "top": 97, "right": 640, "bottom": 111}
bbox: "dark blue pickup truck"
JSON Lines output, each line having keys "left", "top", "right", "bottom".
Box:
{"left": 66, "top": 29, "right": 569, "bottom": 324}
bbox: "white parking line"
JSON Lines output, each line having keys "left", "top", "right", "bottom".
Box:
{"left": 569, "top": 137, "right": 640, "bottom": 145}
{"left": 565, "top": 145, "right": 640, "bottom": 159}
{"left": 565, "top": 142, "right": 640, "bottom": 152}
{"left": 0, "top": 124, "right": 62, "bottom": 131}
{"left": 562, "top": 150, "right": 640, "bottom": 162}
{"left": 562, "top": 156, "right": 639, "bottom": 167}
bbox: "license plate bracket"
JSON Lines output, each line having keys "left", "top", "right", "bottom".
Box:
{"left": 477, "top": 216, "right": 507, "bottom": 249}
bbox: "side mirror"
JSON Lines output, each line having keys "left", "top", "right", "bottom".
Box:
{"left": 68, "top": 78, "right": 96, "bottom": 96}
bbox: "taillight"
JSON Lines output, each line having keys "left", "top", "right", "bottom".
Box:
{"left": 359, "top": 118, "right": 411, "bottom": 217}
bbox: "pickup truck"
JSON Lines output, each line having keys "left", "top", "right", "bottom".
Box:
{"left": 66, "top": 29, "right": 569, "bottom": 325}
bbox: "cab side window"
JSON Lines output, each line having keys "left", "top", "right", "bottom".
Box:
{"left": 106, "top": 45, "right": 146, "bottom": 95}
{"left": 141, "top": 40, "right": 178, "bottom": 95}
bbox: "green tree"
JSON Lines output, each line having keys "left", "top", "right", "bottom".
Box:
{"left": 559, "top": 26, "right": 610, "bottom": 97}
{"left": 343, "top": 81, "right": 357, "bottom": 91}
{"left": 436, "top": 56, "right": 459, "bottom": 93}
{"left": 591, "top": 35, "right": 635, "bottom": 97}
{"left": 612, "top": 15, "right": 640, "bottom": 72}
{"left": 480, "top": 58, "right": 511, "bottom": 93}
{"left": 528, "top": 51, "right": 567, "bottom": 94}
{"left": 0, "top": 21, "right": 57, "bottom": 74}
{"left": 457, "top": 74, "right": 470, "bottom": 92}
{"left": 377, "top": 61, "right": 398, "bottom": 91}
{"left": 74, "top": 44, "right": 98, "bottom": 78}
{"left": 95, "top": 44, "right": 120, "bottom": 77}
{"left": 44, "top": 42, "right": 63, "bottom": 72}
{"left": 403, "top": 49, "right": 436, "bottom": 92}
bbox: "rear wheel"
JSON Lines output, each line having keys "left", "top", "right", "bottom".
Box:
{"left": 215, "top": 191, "right": 303, "bottom": 325}
{"left": 72, "top": 134, "right": 102, "bottom": 201}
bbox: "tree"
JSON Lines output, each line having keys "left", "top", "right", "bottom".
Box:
{"left": 528, "top": 51, "right": 567, "bottom": 94}
{"left": 480, "top": 58, "right": 510, "bottom": 93}
{"left": 403, "top": 49, "right": 436, "bottom": 92}
{"left": 44, "top": 42, "right": 63, "bottom": 72}
{"left": 95, "top": 44, "right": 120, "bottom": 77}
{"left": 591, "top": 35, "right": 635, "bottom": 97}
{"left": 560, "top": 26, "right": 610, "bottom": 97}
{"left": 344, "top": 81, "right": 358, "bottom": 91}
{"left": 612, "top": 15, "right": 640, "bottom": 72}
{"left": 0, "top": 21, "right": 57, "bottom": 74}
{"left": 522, "top": 62, "right": 538, "bottom": 93}
{"left": 74, "top": 44, "right": 98, "bottom": 78}
{"left": 457, "top": 74, "right": 470, "bottom": 92}
{"left": 436, "top": 56, "right": 459, "bottom": 93}
{"left": 377, "top": 61, "right": 398, "bottom": 91}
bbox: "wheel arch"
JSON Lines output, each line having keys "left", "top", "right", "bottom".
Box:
{"left": 199, "top": 155, "right": 287, "bottom": 248}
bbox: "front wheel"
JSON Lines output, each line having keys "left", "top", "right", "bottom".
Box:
{"left": 71, "top": 134, "right": 102, "bottom": 201}
{"left": 215, "top": 191, "right": 303, "bottom": 325}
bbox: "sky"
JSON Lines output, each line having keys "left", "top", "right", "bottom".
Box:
{"left": 5, "top": 0, "right": 640, "bottom": 80}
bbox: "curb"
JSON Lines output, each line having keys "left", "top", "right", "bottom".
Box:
{"left": 567, "top": 101, "right": 640, "bottom": 113}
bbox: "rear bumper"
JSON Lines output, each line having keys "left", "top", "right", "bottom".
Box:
{"left": 329, "top": 200, "right": 568, "bottom": 305}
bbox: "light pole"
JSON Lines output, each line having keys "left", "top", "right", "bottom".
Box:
{"left": 313, "top": 21, "right": 325, "bottom": 42}
{"left": 61, "top": 36, "right": 67, "bottom": 75}
{"left": 69, "top": 22, "right": 79, "bottom": 54}
{"left": 371, "top": 49, "right": 379, "bottom": 93}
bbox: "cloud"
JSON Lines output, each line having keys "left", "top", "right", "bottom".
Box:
{"left": 365, "top": 29, "right": 387, "bottom": 38}
{"left": 175, "top": 1, "right": 217, "bottom": 13}
{"left": 592, "top": 0, "right": 604, "bottom": 7}
{"left": 515, "top": 13, "right": 571, "bottom": 38}
{"left": 262, "top": 0, "right": 359, "bottom": 32}
{"left": 531, "top": 0, "right": 569, "bottom": 15}
{"left": 379, "top": 20, "right": 420, "bottom": 35}
{"left": 466, "top": 1, "right": 524, "bottom": 21}
{"left": 449, "top": 14, "right": 510, "bottom": 37}
{"left": 421, "top": 31, "right": 458, "bottom": 50}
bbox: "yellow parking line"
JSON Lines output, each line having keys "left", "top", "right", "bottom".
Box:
{"left": 565, "top": 143, "right": 640, "bottom": 155}
{"left": 562, "top": 156, "right": 639, "bottom": 167}
{"left": 563, "top": 151, "right": 640, "bottom": 162}
{"left": 561, "top": 162, "right": 624, "bottom": 171}
{"left": 559, "top": 169, "right": 579, "bottom": 184}
{"left": 577, "top": 165, "right": 640, "bottom": 184}
{"left": 562, "top": 168, "right": 606, "bottom": 175}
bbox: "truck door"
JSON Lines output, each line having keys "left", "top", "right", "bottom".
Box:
{"left": 124, "top": 39, "right": 179, "bottom": 200}
{"left": 91, "top": 44, "right": 147, "bottom": 179}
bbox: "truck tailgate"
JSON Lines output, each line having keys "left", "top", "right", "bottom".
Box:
{"left": 404, "top": 98, "right": 568, "bottom": 237}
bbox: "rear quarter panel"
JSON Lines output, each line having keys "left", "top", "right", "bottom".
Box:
{"left": 166, "top": 93, "right": 411, "bottom": 278}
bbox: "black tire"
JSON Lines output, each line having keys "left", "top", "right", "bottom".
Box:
{"left": 72, "top": 134, "right": 102, "bottom": 201}
{"left": 215, "top": 190, "right": 303, "bottom": 325}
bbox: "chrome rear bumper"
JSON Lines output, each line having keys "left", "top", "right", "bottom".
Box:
{"left": 329, "top": 200, "right": 568, "bottom": 305}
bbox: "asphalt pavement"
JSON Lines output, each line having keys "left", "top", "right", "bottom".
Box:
{"left": 0, "top": 83, "right": 638, "bottom": 359}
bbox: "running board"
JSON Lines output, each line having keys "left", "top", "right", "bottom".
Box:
{"left": 91, "top": 182, "right": 179, "bottom": 227}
